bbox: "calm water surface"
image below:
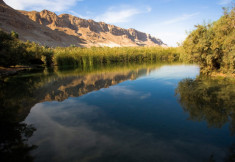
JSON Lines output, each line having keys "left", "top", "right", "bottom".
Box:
{"left": 0, "top": 64, "right": 234, "bottom": 162}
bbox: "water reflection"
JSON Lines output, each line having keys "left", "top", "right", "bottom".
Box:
{"left": 225, "top": 144, "right": 235, "bottom": 162}
{"left": 0, "top": 63, "right": 160, "bottom": 117}
{"left": 1, "top": 64, "right": 234, "bottom": 162}
{"left": 0, "top": 63, "right": 164, "bottom": 161}
{"left": 0, "top": 80, "right": 37, "bottom": 161}
{"left": 26, "top": 99, "right": 225, "bottom": 162}
{"left": 175, "top": 77, "right": 235, "bottom": 135}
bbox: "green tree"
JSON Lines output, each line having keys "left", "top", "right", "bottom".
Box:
{"left": 10, "top": 30, "right": 19, "bottom": 39}
{"left": 183, "top": 7, "right": 235, "bottom": 74}
{"left": 0, "top": 29, "right": 53, "bottom": 67}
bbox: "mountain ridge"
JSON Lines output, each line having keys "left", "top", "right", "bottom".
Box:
{"left": 0, "top": 0, "right": 84, "bottom": 47}
{"left": 0, "top": 0, "right": 167, "bottom": 47}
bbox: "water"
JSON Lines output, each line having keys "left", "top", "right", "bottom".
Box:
{"left": 0, "top": 63, "right": 234, "bottom": 162}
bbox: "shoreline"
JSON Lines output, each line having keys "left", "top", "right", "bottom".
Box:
{"left": 0, "top": 66, "right": 32, "bottom": 78}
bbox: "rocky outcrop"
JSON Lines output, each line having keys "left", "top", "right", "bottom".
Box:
{"left": 1, "top": 0, "right": 167, "bottom": 47}
{"left": 0, "top": 0, "right": 84, "bottom": 47}
{"left": 20, "top": 9, "right": 167, "bottom": 47}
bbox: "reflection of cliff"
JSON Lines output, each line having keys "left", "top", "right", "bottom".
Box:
{"left": 41, "top": 71, "right": 139, "bottom": 102}
{"left": 175, "top": 77, "right": 235, "bottom": 135}
{"left": 0, "top": 66, "right": 154, "bottom": 121}
{"left": 0, "top": 66, "right": 154, "bottom": 160}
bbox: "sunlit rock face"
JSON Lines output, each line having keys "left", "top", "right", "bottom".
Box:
{"left": 0, "top": 0, "right": 166, "bottom": 47}
{"left": 0, "top": 0, "right": 84, "bottom": 47}
{"left": 20, "top": 9, "right": 166, "bottom": 47}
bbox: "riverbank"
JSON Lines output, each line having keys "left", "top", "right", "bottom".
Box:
{"left": 0, "top": 66, "right": 32, "bottom": 78}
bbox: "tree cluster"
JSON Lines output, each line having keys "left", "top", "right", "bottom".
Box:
{"left": 0, "top": 30, "right": 53, "bottom": 67}
{"left": 183, "top": 7, "right": 235, "bottom": 74}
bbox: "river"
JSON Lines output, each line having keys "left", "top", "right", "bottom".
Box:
{"left": 0, "top": 63, "right": 234, "bottom": 162}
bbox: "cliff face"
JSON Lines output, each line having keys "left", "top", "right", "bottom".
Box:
{"left": 0, "top": 0, "right": 84, "bottom": 47}
{"left": 1, "top": 0, "right": 166, "bottom": 47}
{"left": 20, "top": 10, "right": 166, "bottom": 47}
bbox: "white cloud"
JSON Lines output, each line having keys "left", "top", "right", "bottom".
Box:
{"left": 163, "top": 12, "right": 200, "bottom": 25}
{"left": 104, "top": 85, "right": 151, "bottom": 100}
{"left": 95, "top": 6, "right": 151, "bottom": 24}
{"left": 106, "top": 86, "right": 138, "bottom": 96}
{"left": 146, "top": 7, "right": 152, "bottom": 12}
{"left": 218, "top": 0, "right": 233, "bottom": 5}
{"left": 95, "top": 8, "right": 139, "bottom": 23}
{"left": 69, "top": 11, "right": 89, "bottom": 19}
{"left": 140, "top": 93, "right": 151, "bottom": 100}
{"left": 4, "top": 0, "right": 83, "bottom": 12}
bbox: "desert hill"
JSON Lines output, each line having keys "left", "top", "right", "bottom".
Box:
{"left": 0, "top": 0, "right": 166, "bottom": 47}
{"left": 0, "top": 0, "right": 83, "bottom": 47}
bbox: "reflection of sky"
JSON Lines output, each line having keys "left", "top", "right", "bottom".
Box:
{"left": 101, "top": 85, "right": 151, "bottom": 100}
{"left": 138, "top": 64, "right": 200, "bottom": 88}
{"left": 147, "top": 64, "right": 200, "bottom": 80}
{"left": 26, "top": 100, "right": 228, "bottom": 162}
{"left": 25, "top": 65, "right": 233, "bottom": 162}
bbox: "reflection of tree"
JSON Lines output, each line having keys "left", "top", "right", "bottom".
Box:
{"left": 175, "top": 77, "right": 235, "bottom": 135}
{"left": 0, "top": 122, "right": 36, "bottom": 162}
{"left": 0, "top": 63, "right": 161, "bottom": 161}
{"left": 224, "top": 144, "right": 235, "bottom": 162}
{"left": 0, "top": 81, "right": 37, "bottom": 162}
{"left": 208, "top": 143, "right": 235, "bottom": 162}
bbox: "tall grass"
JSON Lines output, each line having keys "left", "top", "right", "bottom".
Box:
{"left": 0, "top": 29, "right": 182, "bottom": 68}
{"left": 53, "top": 46, "right": 181, "bottom": 67}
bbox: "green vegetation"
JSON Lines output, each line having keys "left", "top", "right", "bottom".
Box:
{"left": 0, "top": 29, "right": 181, "bottom": 68}
{"left": 0, "top": 69, "right": 37, "bottom": 161}
{"left": 1, "top": 6, "right": 234, "bottom": 77}
{"left": 53, "top": 46, "right": 180, "bottom": 67}
{"left": 176, "top": 77, "right": 235, "bottom": 135}
{"left": 0, "top": 29, "right": 53, "bottom": 67}
{"left": 182, "top": 7, "right": 235, "bottom": 75}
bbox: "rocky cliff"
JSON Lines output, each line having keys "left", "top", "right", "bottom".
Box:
{"left": 0, "top": 0, "right": 83, "bottom": 47}
{"left": 0, "top": 0, "right": 166, "bottom": 47}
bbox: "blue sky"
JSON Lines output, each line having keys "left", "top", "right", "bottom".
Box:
{"left": 4, "top": 0, "right": 234, "bottom": 46}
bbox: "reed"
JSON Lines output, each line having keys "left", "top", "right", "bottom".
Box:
{"left": 0, "top": 29, "right": 181, "bottom": 68}
{"left": 53, "top": 46, "right": 180, "bottom": 67}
